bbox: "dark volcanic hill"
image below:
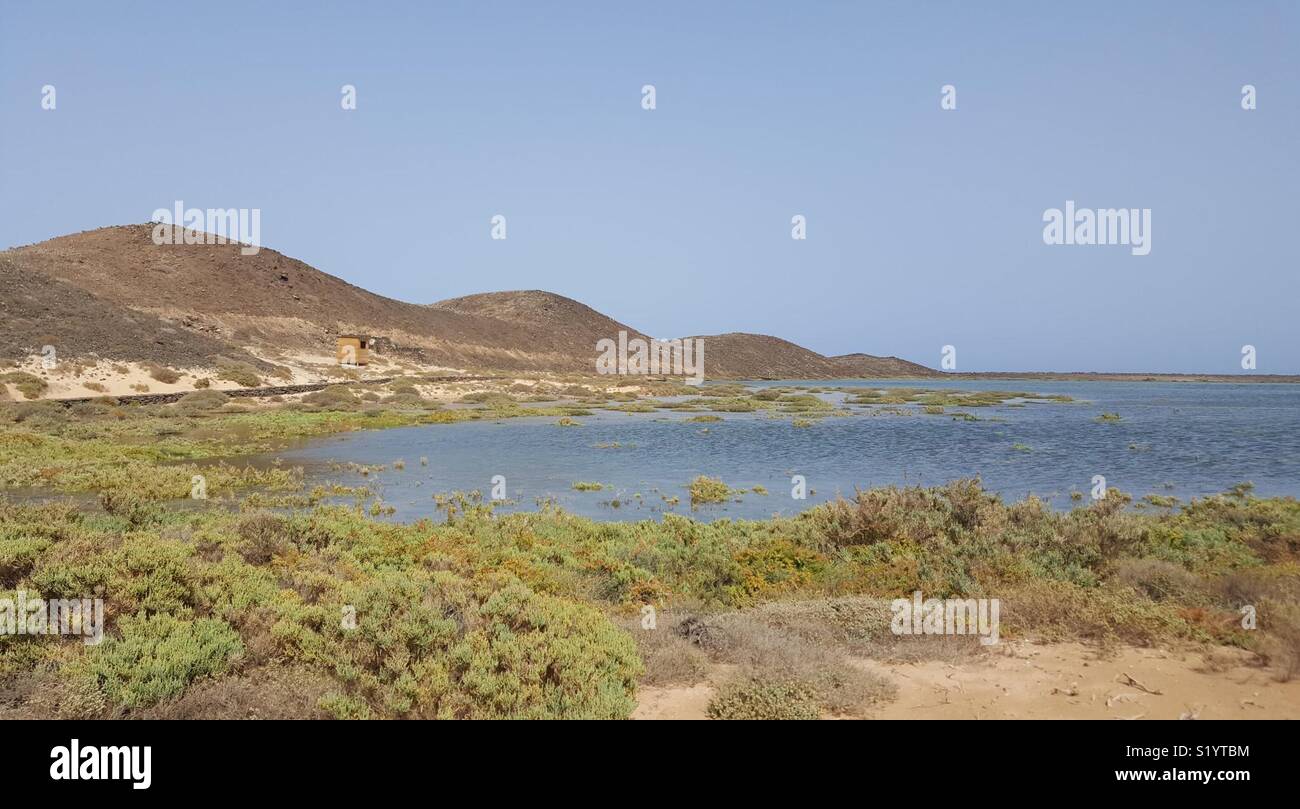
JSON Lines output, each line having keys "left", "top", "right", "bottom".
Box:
{"left": 0, "top": 225, "right": 935, "bottom": 378}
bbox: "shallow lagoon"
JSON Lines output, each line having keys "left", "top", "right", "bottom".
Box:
{"left": 266, "top": 379, "right": 1300, "bottom": 521}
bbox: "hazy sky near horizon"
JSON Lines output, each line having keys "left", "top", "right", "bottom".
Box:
{"left": 2, "top": 1, "right": 1297, "bottom": 373}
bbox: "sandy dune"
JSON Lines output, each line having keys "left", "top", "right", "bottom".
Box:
{"left": 633, "top": 641, "right": 1300, "bottom": 720}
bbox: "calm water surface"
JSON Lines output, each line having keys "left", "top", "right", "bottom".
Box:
{"left": 265, "top": 379, "right": 1300, "bottom": 522}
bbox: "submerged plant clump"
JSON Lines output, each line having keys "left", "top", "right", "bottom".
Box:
{"left": 688, "top": 475, "right": 734, "bottom": 506}
{"left": 844, "top": 387, "right": 1072, "bottom": 408}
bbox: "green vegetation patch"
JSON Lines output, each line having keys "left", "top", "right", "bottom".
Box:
{"left": 214, "top": 359, "right": 262, "bottom": 388}
{"left": 688, "top": 475, "right": 734, "bottom": 507}
{"left": 73, "top": 614, "right": 243, "bottom": 709}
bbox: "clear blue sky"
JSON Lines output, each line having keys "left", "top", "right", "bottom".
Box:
{"left": 2, "top": 1, "right": 1296, "bottom": 373}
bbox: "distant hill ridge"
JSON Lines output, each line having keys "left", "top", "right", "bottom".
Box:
{"left": 0, "top": 225, "right": 936, "bottom": 378}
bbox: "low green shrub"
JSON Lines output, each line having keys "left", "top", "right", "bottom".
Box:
{"left": 72, "top": 613, "right": 243, "bottom": 709}
{"left": 302, "top": 386, "right": 359, "bottom": 411}
{"left": 707, "top": 678, "right": 819, "bottom": 720}
{"left": 215, "top": 359, "right": 261, "bottom": 388}
{"left": 146, "top": 364, "right": 181, "bottom": 384}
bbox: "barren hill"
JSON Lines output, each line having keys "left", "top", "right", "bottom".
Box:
{"left": 430, "top": 290, "right": 652, "bottom": 354}
{"left": 1, "top": 225, "right": 934, "bottom": 379}
{"left": 828, "top": 353, "right": 937, "bottom": 378}
{"left": 1, "top": 224, "right": 571, "bottom": 371}
{"left": 0, "top": 252, "right": 256, "bottom": 367}
{"left": 431, "top": 298, "right": 938, "bottom": 379}
{"left": 682, "top": 333, "right": 843, "bottom": 379}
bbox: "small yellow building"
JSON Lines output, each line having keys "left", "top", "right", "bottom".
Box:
{"left": 336, "top": 335, "right": 371, "bottom": 366}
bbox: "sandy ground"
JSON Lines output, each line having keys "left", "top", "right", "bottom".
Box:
{"left": 2, "top": 348, "right": 648, "bottom": 403}
{"left": 2, "top": 358, "right": 243, "bottom": 399}
{"left": 633, "top": 641, "right": 1300, "bottom": 720}
{"left": 0, "top": 357, "right": 420, "bottom": 401}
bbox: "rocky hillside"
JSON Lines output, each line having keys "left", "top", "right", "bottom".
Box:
{"left": 1, "top": 225, "right": 935, "bottom": 379}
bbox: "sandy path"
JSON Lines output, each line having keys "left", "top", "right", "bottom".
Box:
{"left": 632, "top": 684, "right": 716, "bottom": 720}
{"left": 633, "top": 641, "right": 1300, "bottom": 720}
